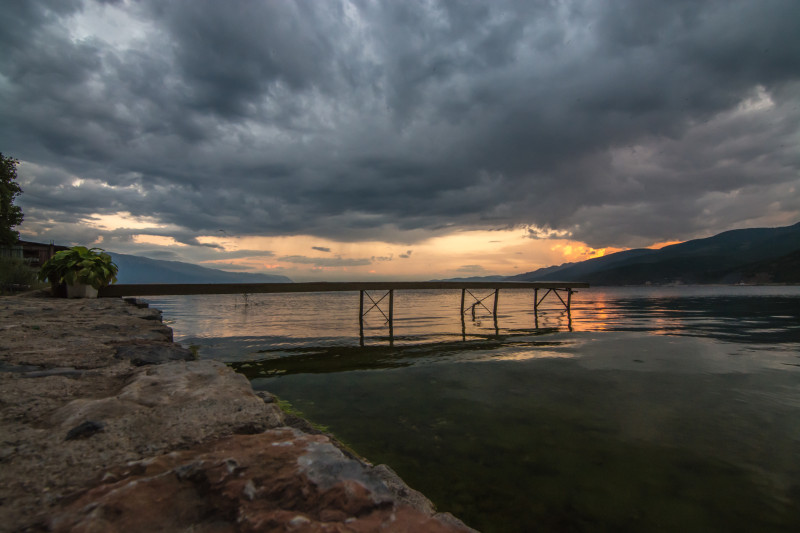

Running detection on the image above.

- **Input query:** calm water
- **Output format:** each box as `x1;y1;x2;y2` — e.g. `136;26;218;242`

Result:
148;286;800;532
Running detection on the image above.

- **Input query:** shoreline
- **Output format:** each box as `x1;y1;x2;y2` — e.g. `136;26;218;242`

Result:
0;292;474;532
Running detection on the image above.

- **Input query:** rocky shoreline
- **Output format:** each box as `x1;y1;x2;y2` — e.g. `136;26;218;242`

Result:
0;293;475;532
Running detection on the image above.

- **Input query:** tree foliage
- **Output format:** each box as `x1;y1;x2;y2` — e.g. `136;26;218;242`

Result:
0;153;24;246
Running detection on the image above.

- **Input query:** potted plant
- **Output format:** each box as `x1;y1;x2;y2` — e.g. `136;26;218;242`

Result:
38;246;119;298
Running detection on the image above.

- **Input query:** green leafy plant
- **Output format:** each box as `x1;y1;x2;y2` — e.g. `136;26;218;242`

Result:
38;246;119;290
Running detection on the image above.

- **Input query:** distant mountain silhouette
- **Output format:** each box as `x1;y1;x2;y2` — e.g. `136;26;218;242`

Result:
738;249;800;284
506;222;800;285
430;275;508;282
110;253;292;284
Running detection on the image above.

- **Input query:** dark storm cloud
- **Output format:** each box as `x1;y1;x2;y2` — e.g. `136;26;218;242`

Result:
145;0;344;118
2;0;799;249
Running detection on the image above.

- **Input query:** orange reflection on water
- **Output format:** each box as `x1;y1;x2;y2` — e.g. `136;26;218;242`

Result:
492;349;577;362
569;289;701;337
569;289;616;332
649;315;686;336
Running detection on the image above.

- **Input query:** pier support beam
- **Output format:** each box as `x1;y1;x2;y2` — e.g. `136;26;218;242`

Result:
461;289;498;320
359;290;365;346
359;290;364;326
388;289;394;344
533;288;576;329
359;289;395;345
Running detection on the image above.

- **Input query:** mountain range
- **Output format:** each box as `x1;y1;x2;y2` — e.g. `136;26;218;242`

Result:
110;253;292;284
505;222;800;285
106;221;798;286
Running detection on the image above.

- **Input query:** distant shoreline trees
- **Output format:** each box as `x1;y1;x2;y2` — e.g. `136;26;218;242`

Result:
0;153;24;246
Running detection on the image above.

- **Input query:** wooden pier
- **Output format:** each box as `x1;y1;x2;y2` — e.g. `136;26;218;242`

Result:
100;281;589;343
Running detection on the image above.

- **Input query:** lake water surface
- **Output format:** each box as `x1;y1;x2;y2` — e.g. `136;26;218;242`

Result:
148;286;800;532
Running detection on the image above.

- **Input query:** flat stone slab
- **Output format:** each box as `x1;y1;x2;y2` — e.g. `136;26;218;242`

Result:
114;343;196;366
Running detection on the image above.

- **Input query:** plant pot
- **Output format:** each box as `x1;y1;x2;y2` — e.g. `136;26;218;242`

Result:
50;282;67;298
66;283;98;299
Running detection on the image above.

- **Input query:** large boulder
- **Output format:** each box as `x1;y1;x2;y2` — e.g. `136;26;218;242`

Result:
52;360;285;450
50;429;473;533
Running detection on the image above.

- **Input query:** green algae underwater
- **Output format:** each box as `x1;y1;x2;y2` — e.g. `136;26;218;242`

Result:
153;286;800;532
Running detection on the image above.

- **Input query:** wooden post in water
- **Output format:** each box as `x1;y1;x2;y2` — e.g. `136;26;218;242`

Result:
460;288;467;340
493;289;500;333
388;289;394;345
359;290;365;345
567;289;573;331
359;290;364;322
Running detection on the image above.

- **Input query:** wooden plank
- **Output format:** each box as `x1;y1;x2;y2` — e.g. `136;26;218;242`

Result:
99;281;589;298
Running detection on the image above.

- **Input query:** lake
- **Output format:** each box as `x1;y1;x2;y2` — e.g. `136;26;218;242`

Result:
148;286;800;532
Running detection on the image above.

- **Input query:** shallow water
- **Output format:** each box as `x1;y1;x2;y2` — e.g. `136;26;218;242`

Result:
149;286;800;532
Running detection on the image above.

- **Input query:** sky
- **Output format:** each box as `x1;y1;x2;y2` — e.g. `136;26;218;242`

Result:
2;0;799;282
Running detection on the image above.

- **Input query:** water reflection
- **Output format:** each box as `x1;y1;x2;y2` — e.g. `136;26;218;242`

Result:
151;286;800;357
151;286;800;533
258;345;800;533
571;288;800;346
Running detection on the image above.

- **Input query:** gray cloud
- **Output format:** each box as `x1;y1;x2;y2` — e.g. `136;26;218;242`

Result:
197;262;271;273
457;265;487;274
278;255;372;267
218;250;276;260
312;246;332;253
2;0;799;251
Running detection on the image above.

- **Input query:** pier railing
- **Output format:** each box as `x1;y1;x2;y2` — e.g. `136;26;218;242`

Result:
100;281;589;343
